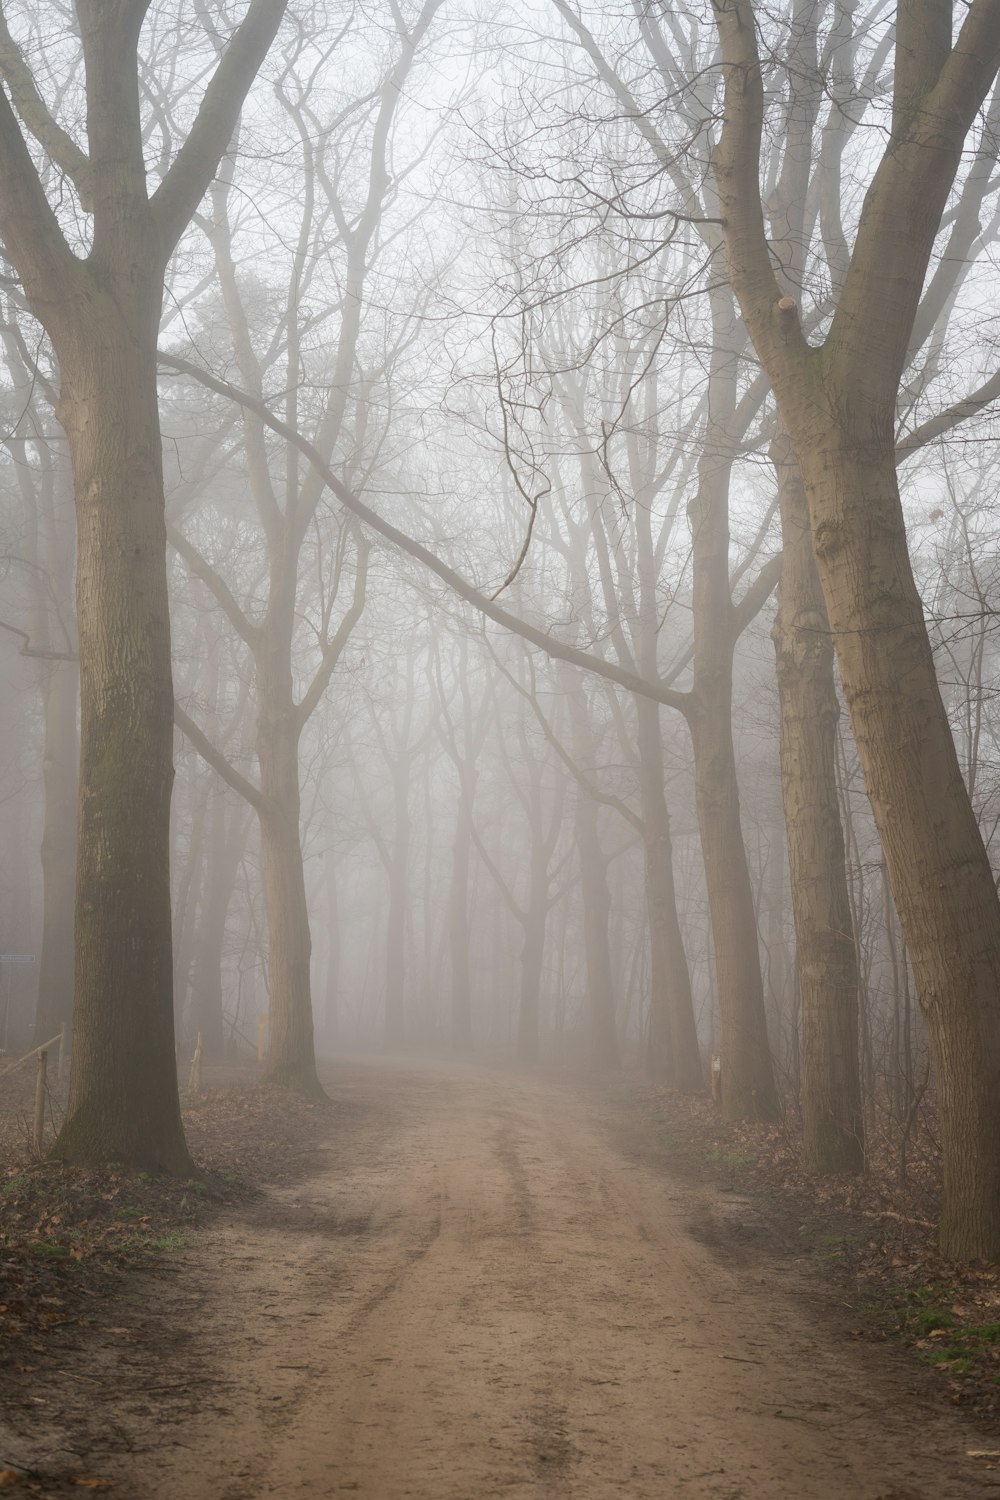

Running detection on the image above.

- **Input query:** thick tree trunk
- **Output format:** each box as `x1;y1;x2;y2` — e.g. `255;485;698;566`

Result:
712;0;1000;1256
798;440;1000;1251
0;0;287;1171
772;443;863;1172
34;659;78;1046
51;338;190;1173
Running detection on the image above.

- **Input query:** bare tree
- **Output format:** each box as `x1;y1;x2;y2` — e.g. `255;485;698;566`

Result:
713;0;1000;1255
0;0;286;1168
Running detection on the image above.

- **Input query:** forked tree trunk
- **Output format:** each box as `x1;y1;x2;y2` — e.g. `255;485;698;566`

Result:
771;441;863;1172
713;0;1000;1254
0;0;286;1170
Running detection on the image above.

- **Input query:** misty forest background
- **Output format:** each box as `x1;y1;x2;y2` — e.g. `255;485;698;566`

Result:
3;0;1000;1260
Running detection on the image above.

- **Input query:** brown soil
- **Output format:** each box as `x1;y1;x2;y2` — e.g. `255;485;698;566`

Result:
4;1056;1000;1498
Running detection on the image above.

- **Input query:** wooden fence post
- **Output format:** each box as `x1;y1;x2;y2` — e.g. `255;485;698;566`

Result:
57;1023;66;1082
34;1048;47;1153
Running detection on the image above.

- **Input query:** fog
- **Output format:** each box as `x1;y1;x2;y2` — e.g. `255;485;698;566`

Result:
3;2;1000;1486
2;0;999;1116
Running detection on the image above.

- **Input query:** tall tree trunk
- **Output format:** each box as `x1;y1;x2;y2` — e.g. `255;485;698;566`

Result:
772;441;863;1172
636;698;702;1088
802;441;1000;1245
576;789;620;1071
564;678;619;1070
448;783;474;1051
34;659;78;1047
687;289;778;1122
384;759;411;1048
688;705;777;1121
713;0;1000;1253
322;854;340;1046
0;0;287;1170
256;684;319;1094
190;799;244;1064
171;772;211;1049
516;899;546;1064
52;332;190;1171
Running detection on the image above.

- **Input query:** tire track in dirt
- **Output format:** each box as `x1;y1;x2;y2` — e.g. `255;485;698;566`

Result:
30;1060;1000;1498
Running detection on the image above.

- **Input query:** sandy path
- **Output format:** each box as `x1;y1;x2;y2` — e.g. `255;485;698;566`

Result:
97;1060;1000;1497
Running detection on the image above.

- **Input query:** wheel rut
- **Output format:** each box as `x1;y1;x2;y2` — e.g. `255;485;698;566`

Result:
25;1059;1000;1499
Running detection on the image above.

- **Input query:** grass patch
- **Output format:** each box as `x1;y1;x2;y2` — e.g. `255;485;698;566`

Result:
707;1145;757;1168
912;1304;957;1336
809;1237;846;1264
886;1285;1000;1379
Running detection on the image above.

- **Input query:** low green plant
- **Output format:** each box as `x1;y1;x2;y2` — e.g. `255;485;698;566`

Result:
912;1305;956;1337
708;1145;757;1168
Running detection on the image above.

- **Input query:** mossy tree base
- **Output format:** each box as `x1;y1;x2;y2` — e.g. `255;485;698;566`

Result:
49;1098;194;1177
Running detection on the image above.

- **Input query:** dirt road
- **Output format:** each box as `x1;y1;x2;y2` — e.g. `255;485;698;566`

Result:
29;1060;1000;1497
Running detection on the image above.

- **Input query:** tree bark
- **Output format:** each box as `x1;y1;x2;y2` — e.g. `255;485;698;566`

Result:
771;440;863;1172
636;696;702;1088
0;0;287;1170
576;789;620;1071
189;798;244;1064
384;757;412;1049
713;0;1000;1253
256;652;321;1095
54;325;189;1170
448;782;474;1051
516;876;547;1065
686;287;778;1122
565;680;620;1071
34;658;78;1046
